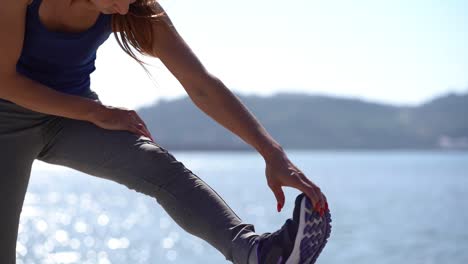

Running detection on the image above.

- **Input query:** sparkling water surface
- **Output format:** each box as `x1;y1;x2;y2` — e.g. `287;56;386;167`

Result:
16;151;468;264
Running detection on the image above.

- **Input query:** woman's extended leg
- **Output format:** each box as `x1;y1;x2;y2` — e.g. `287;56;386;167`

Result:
36;114;259;263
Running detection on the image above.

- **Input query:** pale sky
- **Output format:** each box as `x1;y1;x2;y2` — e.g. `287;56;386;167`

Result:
90;0;468;109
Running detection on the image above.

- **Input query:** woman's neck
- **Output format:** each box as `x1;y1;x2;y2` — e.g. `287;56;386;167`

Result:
70;0;100;12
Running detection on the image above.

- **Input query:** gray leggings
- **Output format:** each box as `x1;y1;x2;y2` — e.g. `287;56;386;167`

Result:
0;91;259;264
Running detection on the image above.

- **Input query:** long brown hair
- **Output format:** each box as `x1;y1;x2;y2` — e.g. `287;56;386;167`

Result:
110;0;165;80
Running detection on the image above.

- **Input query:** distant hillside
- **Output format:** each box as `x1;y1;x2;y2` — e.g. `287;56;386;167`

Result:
136;91;468;150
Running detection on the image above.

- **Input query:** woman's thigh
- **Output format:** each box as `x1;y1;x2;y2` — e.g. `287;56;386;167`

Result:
38;116;187;189
36;117;252;261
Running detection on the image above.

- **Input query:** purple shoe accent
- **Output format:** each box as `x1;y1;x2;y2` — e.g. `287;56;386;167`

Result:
277;256;283;264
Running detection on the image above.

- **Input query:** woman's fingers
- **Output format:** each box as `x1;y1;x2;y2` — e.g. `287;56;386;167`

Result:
128;111;155;141
135;125;153;140
132;112;149;130
126;121;150;139
268;182;285;212
307;187;323;215
136;123;154;140
289;171;326;215
136;120;154;141
299;173;327;212
129;125;145;137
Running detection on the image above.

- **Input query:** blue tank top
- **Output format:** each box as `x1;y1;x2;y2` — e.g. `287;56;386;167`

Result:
1;0;112;103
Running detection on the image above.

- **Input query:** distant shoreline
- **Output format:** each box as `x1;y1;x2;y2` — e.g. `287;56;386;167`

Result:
162;146;468;152
138;91;468;151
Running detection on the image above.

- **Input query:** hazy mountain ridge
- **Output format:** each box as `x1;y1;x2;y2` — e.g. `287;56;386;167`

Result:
137;91;468;150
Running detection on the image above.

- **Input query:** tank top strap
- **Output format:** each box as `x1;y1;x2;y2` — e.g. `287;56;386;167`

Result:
26;0;42;24
27;0;41;10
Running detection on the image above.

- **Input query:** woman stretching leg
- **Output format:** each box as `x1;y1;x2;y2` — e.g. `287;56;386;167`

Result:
0;0;331;263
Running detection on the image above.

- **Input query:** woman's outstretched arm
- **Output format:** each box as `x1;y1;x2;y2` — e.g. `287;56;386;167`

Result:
148;2;328;214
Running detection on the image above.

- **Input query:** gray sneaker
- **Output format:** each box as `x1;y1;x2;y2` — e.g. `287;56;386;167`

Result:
255;193;332;264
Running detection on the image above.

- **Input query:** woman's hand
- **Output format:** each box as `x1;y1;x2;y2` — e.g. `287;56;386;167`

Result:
265;151;328;216
90;104;155;141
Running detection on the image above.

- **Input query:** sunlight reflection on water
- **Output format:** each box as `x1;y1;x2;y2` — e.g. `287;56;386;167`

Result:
15;151;468;263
